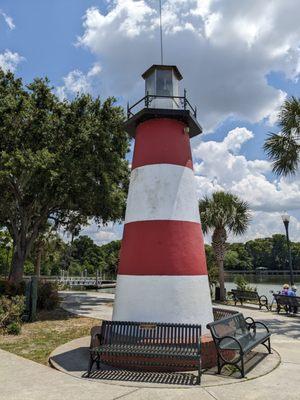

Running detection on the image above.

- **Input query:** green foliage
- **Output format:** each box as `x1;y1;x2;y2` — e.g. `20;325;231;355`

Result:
98;240;121;279
6;321;21;335
264;96;300;176
225;243;253;270
24;260;35;275
63;236;121;278
0;70;130;283
234;275;256;292
27;227;67;277
0;295;25;334
0;230;12;277
37;282;60;310
205;245;218;285
220;234;300;271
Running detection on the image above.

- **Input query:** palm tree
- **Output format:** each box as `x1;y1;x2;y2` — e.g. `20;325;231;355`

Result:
264;96;300;175
199;191;250;301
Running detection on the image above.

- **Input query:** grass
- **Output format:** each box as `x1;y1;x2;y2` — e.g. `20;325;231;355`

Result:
0;307;99;365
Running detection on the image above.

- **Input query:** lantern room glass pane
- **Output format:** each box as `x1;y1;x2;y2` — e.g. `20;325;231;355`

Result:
156;70;173;97
145;72;155;95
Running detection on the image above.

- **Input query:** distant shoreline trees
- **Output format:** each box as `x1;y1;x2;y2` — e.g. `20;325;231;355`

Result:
1;233;299;280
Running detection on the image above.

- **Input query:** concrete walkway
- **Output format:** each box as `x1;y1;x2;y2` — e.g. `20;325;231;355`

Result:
0;291;299;399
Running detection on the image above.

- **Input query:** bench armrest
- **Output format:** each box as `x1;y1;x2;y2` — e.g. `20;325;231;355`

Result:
259;295;268;304
218;335;243;353
247;320;270;334
96;333;103;346
245;317;255;325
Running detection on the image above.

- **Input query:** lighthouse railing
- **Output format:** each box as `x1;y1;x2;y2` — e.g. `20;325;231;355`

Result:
127;92;197;119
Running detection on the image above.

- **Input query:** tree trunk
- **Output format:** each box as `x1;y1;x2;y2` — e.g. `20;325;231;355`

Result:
212;228;227;302
35;242;43;278
218;259;225;301
9;246;26;284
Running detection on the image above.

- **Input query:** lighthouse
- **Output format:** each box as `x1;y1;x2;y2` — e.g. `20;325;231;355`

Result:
113;65;213;332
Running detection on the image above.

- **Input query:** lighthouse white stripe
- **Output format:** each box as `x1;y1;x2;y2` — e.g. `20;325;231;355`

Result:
125;164;200;224
113;275;213;334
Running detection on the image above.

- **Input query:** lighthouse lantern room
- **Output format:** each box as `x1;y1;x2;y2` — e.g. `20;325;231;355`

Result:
143;64;182;109
125;65;201;138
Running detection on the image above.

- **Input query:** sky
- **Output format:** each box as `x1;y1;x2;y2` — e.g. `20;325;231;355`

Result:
1;0;300;245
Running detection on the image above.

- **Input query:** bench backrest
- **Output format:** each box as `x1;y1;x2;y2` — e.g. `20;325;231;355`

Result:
231;289;258;299
207;313;248;339
101;320;201;350
274;294;300;306
213;307;239;321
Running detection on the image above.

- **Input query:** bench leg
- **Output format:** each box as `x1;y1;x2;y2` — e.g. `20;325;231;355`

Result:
263;338;272;354
87;353;95;377
197;356;201;385
240;356;245;378
217;354;222;374
96;353;101;370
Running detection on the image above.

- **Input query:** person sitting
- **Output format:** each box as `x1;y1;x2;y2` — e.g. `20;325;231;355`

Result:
281;284;290;295
288;286;298;314
287;286;296;297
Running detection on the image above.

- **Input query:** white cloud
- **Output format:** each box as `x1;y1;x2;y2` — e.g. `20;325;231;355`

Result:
80;222;122;246
77;0;300;131
194;127;300;212
0;50;23;72
0;10;15;30
56;63;102;100
230;212;300;243
195;127;300;241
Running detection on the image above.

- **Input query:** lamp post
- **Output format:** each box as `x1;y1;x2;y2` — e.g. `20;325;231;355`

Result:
281;211;294;286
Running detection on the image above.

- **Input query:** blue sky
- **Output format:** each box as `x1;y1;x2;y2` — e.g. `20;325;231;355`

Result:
1;0;300;244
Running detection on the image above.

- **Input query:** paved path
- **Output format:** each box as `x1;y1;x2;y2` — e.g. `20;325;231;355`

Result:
60;290;114;320
0;291;299;399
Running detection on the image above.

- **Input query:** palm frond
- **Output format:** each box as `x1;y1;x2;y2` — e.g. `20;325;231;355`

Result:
264;96;300;176
199;191;251;238
264;133;299;176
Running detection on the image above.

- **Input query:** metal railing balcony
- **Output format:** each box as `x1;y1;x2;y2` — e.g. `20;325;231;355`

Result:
127;89;197;120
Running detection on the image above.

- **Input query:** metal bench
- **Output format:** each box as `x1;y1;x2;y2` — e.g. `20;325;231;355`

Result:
273;294;300;314
231;289;269;310
87;320;202;384
207;312;271;378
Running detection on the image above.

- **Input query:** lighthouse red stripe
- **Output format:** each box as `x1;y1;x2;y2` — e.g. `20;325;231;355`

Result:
132;119;193;170
118;220;207;276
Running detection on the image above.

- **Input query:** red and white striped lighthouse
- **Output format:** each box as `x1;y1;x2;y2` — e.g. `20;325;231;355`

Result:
113;65;213;332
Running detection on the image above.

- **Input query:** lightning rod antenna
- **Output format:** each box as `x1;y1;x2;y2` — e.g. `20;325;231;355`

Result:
159;0;164;64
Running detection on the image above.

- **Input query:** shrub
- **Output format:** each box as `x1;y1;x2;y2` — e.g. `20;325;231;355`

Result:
0;280;26;297
0;295;25;334
6;321;22;335
234;275;256;291
37;282;60;310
